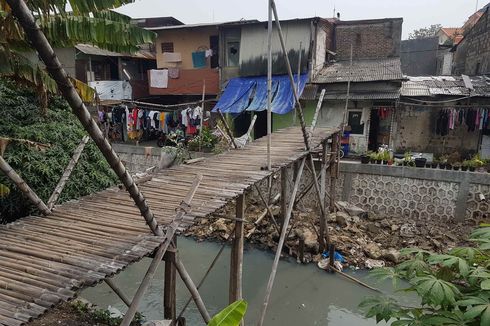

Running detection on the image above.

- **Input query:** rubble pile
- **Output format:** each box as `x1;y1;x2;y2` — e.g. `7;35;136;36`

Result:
184;199;479;268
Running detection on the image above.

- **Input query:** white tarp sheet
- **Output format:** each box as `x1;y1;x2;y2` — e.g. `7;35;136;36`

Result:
89;80;132;100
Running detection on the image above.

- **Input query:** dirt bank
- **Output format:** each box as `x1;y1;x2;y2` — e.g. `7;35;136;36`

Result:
185;196;482;268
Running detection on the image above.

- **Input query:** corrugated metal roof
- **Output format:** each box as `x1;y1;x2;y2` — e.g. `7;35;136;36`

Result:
323;91;400;100
75;44;155;60
312;58;403;83
401;76;490;97
300;84;318;100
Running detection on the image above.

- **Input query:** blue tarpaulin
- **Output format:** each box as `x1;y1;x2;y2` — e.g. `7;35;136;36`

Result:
213;74;308;115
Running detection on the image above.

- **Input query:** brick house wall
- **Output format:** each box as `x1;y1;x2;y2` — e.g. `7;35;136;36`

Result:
453;8;490;75
335;18;403;60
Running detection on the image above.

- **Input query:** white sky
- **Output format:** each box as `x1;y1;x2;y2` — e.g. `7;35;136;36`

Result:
115;0;486;39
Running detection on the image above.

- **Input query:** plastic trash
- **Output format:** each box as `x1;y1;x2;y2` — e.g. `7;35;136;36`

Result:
321;250;345;263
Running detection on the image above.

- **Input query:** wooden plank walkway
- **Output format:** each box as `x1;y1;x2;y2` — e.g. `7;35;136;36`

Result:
0;126;337;326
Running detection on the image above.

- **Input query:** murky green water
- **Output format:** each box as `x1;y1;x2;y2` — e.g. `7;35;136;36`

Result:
83;237;409;325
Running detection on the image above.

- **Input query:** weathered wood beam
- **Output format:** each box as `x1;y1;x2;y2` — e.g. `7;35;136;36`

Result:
309;89;326;134
47;136;89;210
119;175;203;326
0;156;50;215
6;0;161;236
257;157;306;326
164;238;177;322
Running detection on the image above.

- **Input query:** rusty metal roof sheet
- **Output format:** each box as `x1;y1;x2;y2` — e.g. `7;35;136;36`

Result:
401;75;490;97
75;44;155;60
312;58;403;84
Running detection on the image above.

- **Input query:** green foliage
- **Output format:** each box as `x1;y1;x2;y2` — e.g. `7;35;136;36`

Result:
188;127;219;151
72;300;145;325
207;300;248;326
0;78;117;222
360;226;490;326
408;24;442;40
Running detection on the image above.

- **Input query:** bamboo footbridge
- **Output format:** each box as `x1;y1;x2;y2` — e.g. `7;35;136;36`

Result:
0;126;338;326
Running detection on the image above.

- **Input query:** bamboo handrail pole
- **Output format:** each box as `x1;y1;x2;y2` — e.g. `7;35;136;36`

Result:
0;156;50;215
6;0;161;236
267;0;273;170
47;136;89;209
120;174;203;326
175;255;211;323
270;0;328;250
257;157;306;326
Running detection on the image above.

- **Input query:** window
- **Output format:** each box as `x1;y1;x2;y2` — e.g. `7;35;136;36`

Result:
226;41;240;67
161;42;174;53
347;111;364;135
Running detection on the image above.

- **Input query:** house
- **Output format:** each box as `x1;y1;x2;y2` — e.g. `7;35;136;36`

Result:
400;37;439;76
309;18;404;154
146;22;228;102
437;28;464;46
395;76;490;157
453;5;490;75
213;17;335;137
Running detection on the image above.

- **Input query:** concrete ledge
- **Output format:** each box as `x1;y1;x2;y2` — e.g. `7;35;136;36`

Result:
340;161;490;185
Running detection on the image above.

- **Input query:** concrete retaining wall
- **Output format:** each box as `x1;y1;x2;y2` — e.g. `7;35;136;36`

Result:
339;162;490;221
112;144;176;173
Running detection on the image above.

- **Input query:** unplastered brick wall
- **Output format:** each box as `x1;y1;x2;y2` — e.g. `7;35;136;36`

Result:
335;18;403;60
392;106;480;155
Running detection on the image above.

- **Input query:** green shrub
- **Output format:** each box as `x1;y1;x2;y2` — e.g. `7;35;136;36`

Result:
360;226;490;326
0;79;117;222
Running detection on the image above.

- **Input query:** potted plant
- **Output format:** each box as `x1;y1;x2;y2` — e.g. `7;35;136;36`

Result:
431;159;439;168
453;162;461;171
382;151;391;165
376;152;383;164
414;157;427;168
462;160;470;171
360;152;370;164
438;155;448;169
403;151;412;167
369;151;377;164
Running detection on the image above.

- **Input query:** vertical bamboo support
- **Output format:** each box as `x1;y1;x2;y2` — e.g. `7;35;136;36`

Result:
280;167;288;228
330;133;340;213
230;194;245;304
320;141;327;217
164;239;177;322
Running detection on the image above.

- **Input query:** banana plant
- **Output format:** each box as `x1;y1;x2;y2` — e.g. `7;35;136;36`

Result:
0;0;155;110
207;300;248;326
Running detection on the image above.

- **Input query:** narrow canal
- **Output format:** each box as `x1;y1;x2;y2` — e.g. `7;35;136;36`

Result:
83;237;409;325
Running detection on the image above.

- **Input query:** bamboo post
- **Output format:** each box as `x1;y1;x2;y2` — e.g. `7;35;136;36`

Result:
320;141;327;226
47;136;89;209
164;239;177;322
0;156;50;215
257;157;306;326
270;0;328;251
217;109;238;149
230;194;245;304
328;244;335;272
6;0;161;236
119;175;203;326
280;167;288;228
293;42;302;125
267;0;273;170
253;185;281;234
330;133;339;213
104;278;132;307
174;256;211;324
199;80;206;153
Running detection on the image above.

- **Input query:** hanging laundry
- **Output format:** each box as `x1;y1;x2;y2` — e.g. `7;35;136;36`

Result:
435;110;449;136
205;49;213;58
150;69;168;88
192;51;207;68
168;67;180;79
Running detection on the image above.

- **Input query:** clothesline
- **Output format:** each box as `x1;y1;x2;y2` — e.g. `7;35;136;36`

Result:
399;101;490;108
121;99;217;112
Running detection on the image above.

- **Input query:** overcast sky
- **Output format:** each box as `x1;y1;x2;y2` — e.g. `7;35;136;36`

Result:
116;0;485;39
